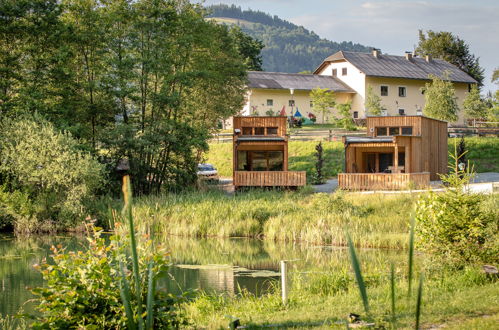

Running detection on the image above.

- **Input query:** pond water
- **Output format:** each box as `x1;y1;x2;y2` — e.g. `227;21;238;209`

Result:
0;233;404;317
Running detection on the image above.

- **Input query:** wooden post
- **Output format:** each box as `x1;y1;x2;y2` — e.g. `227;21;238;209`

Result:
394;145;399;173
281;260;288;305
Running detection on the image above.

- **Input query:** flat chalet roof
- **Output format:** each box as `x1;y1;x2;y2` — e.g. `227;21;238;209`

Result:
247;71;355;93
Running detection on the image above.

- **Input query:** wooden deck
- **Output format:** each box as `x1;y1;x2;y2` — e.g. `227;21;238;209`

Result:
234;171;306;187
338;172;430;190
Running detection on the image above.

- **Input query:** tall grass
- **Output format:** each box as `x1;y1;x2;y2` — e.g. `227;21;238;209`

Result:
107;190;416;249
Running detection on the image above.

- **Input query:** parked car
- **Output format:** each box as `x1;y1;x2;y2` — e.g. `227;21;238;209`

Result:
197;163;219;182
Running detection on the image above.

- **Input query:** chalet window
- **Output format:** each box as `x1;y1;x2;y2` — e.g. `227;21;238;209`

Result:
342;67;347;76
268;151;284;171
380;86;388;96
254;127;265;135
353;111;358;119
251;151;267;171
389;127;400;135
332;69;337;77
398;109;405;115
267;127;278;135
398;86;406;97
266;99;273;106
288;100;295;107
376;127;388;136
238;151;284;171
242;127;252;135
401;127;413;135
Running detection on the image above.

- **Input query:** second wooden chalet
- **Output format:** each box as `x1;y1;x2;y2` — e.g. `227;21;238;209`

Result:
339;116;448;190
233;116;306;189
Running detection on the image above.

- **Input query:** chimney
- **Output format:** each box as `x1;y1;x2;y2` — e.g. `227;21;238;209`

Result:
425;54;432;62
405;51;413;61
372;48;381;58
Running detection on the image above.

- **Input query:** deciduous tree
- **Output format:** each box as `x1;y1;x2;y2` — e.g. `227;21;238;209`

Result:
310;88;336;123
364;86;383;116
416;30;484;86
422;74;459;122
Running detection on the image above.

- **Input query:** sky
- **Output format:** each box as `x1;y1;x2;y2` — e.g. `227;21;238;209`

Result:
202;0;499;94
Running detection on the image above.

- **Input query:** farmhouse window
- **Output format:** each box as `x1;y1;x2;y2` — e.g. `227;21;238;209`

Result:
398;86;406;97
380;86;388;96
342;67;347;76
288;100;295;107
267;99;273;106
332;69;337;77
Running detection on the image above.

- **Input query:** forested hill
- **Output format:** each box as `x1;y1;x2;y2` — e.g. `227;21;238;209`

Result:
206;4;372;73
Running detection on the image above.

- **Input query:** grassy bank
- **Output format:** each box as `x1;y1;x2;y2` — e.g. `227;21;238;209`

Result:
184;265;498;329
121;190;415;249
205;137;499;178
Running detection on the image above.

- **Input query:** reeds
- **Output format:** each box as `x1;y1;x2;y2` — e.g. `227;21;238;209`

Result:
119;175;155;330
346;218;425;329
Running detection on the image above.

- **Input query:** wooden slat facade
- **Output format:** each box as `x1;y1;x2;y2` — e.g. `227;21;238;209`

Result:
338;172;430;190
233;116;306;188
234;171;307;187
342;116;447;190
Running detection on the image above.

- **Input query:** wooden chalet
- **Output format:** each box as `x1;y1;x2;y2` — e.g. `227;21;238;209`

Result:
338;116;447;190
233;116;306;188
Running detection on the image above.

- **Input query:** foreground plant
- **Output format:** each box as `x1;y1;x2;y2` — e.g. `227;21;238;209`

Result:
415;145;499;265
29;176;188;329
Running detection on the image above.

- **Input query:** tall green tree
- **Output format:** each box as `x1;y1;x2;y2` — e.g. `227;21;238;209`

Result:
364;86;383;116
416;30;484;86
335;102;355;130
463;84;487;121
229;27;263;71
310;87;336;123
422;74;459;122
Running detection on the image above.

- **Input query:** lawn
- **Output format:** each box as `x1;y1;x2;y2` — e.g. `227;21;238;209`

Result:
205;137;499;179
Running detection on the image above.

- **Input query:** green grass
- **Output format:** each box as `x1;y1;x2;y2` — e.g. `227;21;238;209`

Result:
114;190;434;249
206;137;499;179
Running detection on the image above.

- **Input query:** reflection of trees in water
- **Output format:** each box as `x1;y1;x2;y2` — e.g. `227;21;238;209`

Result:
0;234;85;316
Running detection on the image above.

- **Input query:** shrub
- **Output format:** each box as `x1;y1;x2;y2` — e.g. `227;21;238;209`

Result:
0;113;105;232
415;149;499;265
29;229;189;329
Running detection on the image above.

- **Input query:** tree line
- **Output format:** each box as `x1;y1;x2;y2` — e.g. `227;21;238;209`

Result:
0;0;257;232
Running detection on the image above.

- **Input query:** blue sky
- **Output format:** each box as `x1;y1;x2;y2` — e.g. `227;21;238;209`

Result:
202;0;499;93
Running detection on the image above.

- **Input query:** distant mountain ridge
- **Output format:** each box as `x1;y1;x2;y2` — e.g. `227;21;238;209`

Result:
206;4;373;73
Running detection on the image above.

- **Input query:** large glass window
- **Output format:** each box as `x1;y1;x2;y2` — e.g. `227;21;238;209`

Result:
237;151;248;170
268;152;284;171
251;152;267;171
242;127;252;135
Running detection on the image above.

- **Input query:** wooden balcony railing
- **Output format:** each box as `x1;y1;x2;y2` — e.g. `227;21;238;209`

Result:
338;172;430;190
234;171;306;187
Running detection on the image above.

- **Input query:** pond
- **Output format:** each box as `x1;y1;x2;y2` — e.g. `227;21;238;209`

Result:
0;233;405;317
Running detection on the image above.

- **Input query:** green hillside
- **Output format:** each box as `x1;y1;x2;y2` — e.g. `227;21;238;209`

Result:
206;4;373;73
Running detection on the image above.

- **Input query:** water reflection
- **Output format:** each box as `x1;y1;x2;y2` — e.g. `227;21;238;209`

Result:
1;234;405;317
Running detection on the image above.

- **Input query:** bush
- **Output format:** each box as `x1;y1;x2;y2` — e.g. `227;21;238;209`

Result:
415;150;499;265
0;113;106;233
29;228;189;329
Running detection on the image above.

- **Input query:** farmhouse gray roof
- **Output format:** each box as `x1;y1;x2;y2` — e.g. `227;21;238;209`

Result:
315;51;477;84
247;71;355;92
